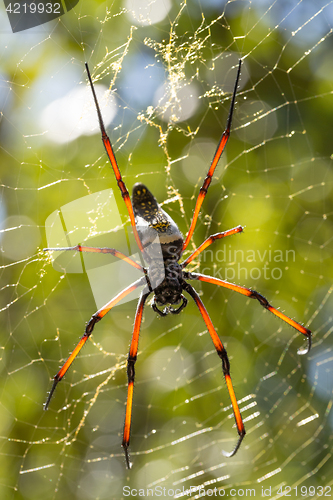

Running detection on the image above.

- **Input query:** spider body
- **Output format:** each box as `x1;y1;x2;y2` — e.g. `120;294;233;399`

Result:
44;59;311;469
132;182;186;315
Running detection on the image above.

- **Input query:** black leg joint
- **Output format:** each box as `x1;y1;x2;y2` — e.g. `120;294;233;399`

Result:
217;347;230;376
127;355;137;383
250;290;270;309
85;314;101;335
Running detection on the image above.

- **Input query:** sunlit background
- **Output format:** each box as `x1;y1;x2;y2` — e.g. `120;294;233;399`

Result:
0;1;332;498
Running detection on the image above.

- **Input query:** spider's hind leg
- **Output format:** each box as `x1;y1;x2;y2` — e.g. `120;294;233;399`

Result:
85;62;144;253
182;59;242;252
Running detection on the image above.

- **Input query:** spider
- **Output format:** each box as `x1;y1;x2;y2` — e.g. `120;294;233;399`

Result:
44;59;311;469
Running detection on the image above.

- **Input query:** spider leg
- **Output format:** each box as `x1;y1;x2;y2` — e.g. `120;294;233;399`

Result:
85;63;144;253
182;226;243;268
182;59;242;252
183;282;245;457
44;276;147;410
44;245;144;271
122;290;150;469
188;272;311;355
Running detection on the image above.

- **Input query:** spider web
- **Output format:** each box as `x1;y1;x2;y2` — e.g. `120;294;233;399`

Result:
1;1;333;498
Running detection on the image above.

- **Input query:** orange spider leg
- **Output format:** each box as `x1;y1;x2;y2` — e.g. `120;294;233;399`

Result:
44;276;147;410
44;244;144;271
122;291;150;469
189;272;312;355
184;282;245;457
182;225;243;268
182;59;242;252
85;63;144;253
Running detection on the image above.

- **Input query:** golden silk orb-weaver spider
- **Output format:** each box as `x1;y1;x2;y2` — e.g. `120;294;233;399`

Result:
44;59;311;469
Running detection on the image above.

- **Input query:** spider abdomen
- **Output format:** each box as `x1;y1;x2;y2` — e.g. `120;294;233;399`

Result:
132;183;184;262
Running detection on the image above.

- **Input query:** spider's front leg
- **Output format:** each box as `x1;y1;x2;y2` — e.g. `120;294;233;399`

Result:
122;290;150;469
44;276;146;410
184;282;246;457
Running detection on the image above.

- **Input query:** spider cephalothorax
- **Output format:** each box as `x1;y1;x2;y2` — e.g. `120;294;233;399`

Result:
44;59;311;469
150;260;187;316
